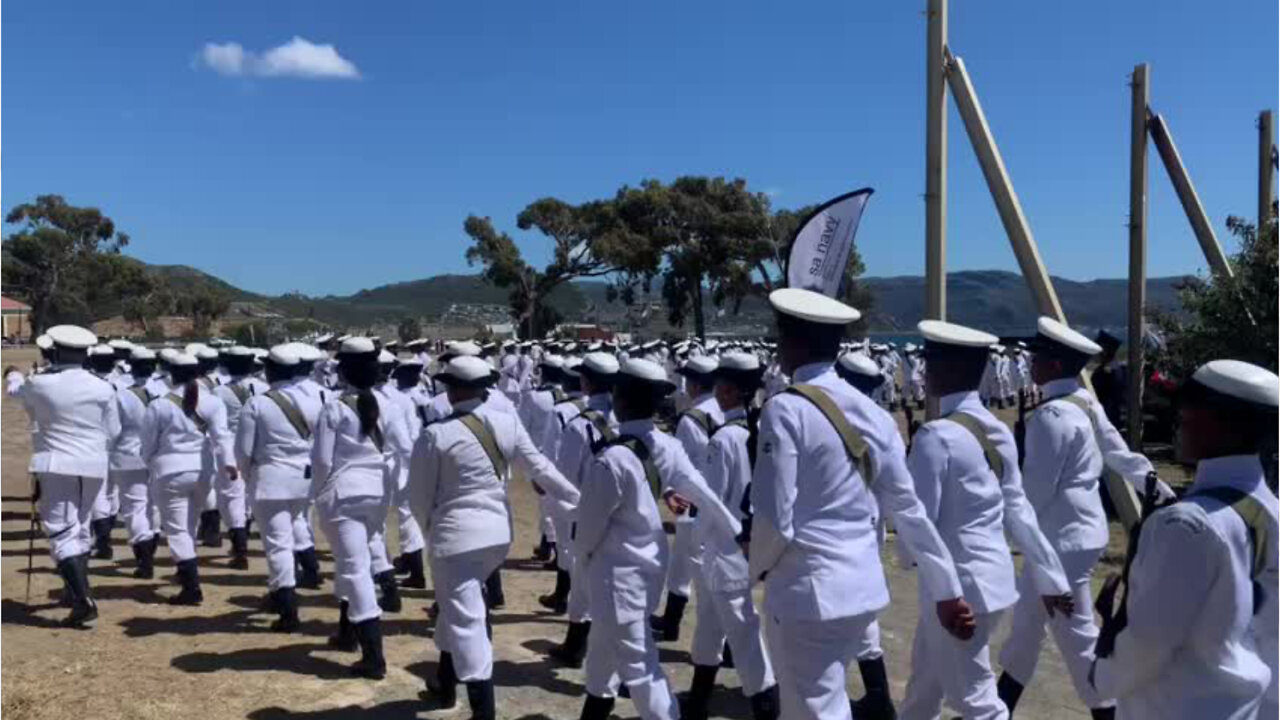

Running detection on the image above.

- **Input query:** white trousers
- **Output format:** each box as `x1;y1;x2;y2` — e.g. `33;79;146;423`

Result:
689;570;775;696
90;473;120;520
765;611;875;720
216;472;247;529
539;496;558;542
554;515;574;571
900;608;1008;720
664;521;698;598
432;545;508;682
584;571;679;719
254;498;310;590
999;547;1114;710
568;551;593;622
318;493;386;623
393;485;425;555
158;471;210;562
293;503;315;551
38;473;103;562
854;618;883;662
113;469;155;545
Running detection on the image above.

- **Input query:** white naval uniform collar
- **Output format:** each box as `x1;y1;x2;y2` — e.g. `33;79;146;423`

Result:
586;392;611;411
50;363;83;373
692;392;715;408
269;380;291;391
938;390;982;416
452;397;484;414
792;361;834;384
1041;377;1082;399
722;406;747;421
1191;455;1266;495
617;418;656;436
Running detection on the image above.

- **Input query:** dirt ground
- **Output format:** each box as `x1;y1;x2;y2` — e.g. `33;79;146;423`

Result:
1;346;1190;719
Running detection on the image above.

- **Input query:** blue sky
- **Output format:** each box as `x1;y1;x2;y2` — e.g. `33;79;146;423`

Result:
4;2;1276;297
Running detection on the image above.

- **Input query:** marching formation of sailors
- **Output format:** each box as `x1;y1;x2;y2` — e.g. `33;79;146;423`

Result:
6;304;1277;720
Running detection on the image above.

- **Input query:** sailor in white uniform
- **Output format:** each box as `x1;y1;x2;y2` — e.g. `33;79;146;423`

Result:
207;346;267;563
1090;359;1278;720
85;344;126;559
520;354;568;565
112;347;162;579
376;352;430;591
683;352;779;720
21;325;120;628
412;356;580;719
651;355;724;643
898;321;1071;720
309;337;413;679
749;289;975;720
998;317;1173;718
140;352;236;605
537;357;588;615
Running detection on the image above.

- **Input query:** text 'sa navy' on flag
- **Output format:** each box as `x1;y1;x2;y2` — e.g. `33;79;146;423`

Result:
784;188;873;298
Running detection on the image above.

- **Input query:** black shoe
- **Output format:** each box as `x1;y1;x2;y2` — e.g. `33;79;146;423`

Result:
426;601;440;624
57;554;98;629
244;515;255;538
650;591;688;642
392;552;410;576
328;600;358;651
465;680;496;720
549;621;590;668
170;559;203;605
532;534;552;561
720;641;735;669
851;656;897;720
399;549;426;589
270;587;300;633
1091;709;1116;720
424;651;458;709
295;547;322;589
997;671;1024;716
538;569;570;615
680;664;719;720
578;694;616;720
228;527;249;570
351;618;386;680
131;536;157;579
198;510;223;548
91;518;114;560
484;569;505;610
376;570;402;613
542;543;559;571
751;685;780;720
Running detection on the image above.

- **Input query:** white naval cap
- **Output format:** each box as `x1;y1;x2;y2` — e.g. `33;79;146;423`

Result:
563;358;583;377
224;345;255;357
377;350;397;365
677;355;719;378
195;347;220;361
918;320;998;349
130;347;156;361
184;343;210;356
717;351;762;373
642;339;662;350
108;338;134;350
338;337;377;355
35;334;54;350
1036;316;1101;357
267;344;301;366
170;352;199;367
89;344;115;356
1188;360;1279;411
284;342;324;363
769;288;861;325
444;340;482;358
838;352;882;377
251;348;269;359
46;325;98;349
434;355;496;387
539;354;565;369
618;358;676;395
158;347;181;363
581;352;620;376
314;333;334;344
395;353;425;368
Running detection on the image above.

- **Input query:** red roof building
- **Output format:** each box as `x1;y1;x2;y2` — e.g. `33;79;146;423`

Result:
2;296;32;340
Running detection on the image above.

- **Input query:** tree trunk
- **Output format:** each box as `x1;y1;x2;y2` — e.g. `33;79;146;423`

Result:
691;272;706;342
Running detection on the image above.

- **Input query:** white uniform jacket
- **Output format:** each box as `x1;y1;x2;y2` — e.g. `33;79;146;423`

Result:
213;376;270;438
555;393;616;490
22;365;120;479
110;381;152;472
139;388;234;479
675;393;724;526
309;391;412;502
698;408;753;594
906;391;1068;613
749;362;963;621
518;384;560;453
1093;455;1278;720
235;380;322;501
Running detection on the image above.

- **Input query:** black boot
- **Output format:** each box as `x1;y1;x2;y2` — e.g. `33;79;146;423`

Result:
549;620;590;668
681;664;719;720
295;547;322;589
170;558;203;605
579;694;616;720
198;510;222;548
91;518;114;560
465;680;496;720
399;549;426;589
424;652;458;710
538;569;570;614
328;600;358;651
376;570;402;613
533;534;552;561
393;552;410;576
484;569;505;609
750;685;780;720
351;617;386;679
542;542;559;570
720;641;735;668
228;527;249;570
649;591;689;642
997;672;1024;716
131;536;157;579
57;554;98;628
851;656;897;719
1090;709;1116;720
271;587;300;633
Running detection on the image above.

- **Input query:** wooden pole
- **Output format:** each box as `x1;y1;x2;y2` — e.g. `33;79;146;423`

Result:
943;50;1066;320
1260;110;1275;233
1148;113;1234;278
1126;64;1149;448
924;0;947;420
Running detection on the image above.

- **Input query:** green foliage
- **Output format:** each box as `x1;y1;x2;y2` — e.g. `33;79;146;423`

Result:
1153;215;1278;378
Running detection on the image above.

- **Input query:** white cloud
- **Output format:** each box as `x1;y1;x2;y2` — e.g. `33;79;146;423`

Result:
198;37;360;80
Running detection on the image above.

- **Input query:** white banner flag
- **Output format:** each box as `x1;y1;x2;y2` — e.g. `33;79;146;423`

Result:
785;188;873;298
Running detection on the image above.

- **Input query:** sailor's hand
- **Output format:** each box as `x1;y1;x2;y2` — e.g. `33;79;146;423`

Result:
1153;480;1176;504
225;466;239;481
531;481;546;496
936;597;977;640
1043;593;1075;618
663;491;691;515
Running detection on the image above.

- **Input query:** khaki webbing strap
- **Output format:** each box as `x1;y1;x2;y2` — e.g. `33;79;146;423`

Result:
680;408;716;437
229;384;251;405
340;394;384;452
166;394;208;434
942;412;1005;479
549;387;566;405
128;386;151;406
609;435;663;501
578;409;617;447
199;376;216;390
457;413;508;480
713;417;749;437
783;384;874;486
1193;486;1273;582
266;390;311;440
